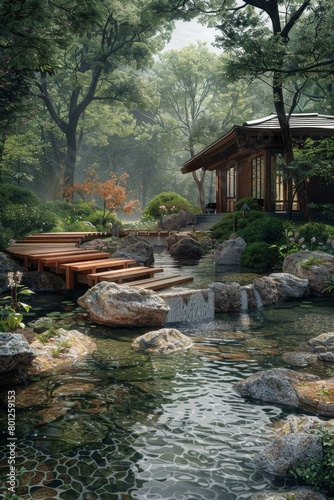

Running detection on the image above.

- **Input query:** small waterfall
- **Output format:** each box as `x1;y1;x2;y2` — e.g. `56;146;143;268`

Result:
161;288;215;324
240;288;248;311
253;288;263;308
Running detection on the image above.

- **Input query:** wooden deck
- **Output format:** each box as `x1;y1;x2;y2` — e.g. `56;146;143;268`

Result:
6;234;193;291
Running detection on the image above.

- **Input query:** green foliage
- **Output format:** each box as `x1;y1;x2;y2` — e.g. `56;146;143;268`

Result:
240;242;279;271
0;183;40;207
143;192;200;218
299;222;334;250
235;196;263;211
47;200;120;232
299;256;323;269
0;272;34;332
240;216;284;244
0;184;56;248
323;273;334;295
210;210;265;243
290;427;334;494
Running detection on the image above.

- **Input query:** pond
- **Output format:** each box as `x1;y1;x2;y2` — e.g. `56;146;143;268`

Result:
0;251;333;499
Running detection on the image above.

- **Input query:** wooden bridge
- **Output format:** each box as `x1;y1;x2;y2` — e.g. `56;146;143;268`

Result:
6;232;193;291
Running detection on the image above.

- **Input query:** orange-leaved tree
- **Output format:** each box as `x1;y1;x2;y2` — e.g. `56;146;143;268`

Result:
64;170;138;228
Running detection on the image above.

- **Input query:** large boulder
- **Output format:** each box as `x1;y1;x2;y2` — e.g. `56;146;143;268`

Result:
77;282;170;327
283;250;334;295
208;282;242;313
214;235;246;265
253;276;280;306
0;332;36;374
160;210;197;232
254;432;323;477
168;235;203;259
233;368;334;417
27;328;96;375
20;270;66;292
270;272;310;300
113;234;154;266
252;416;332;499
166;231;197;251
132;328;193;354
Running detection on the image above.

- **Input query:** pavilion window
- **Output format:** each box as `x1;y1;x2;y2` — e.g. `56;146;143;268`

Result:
251;156;264;201
226;165;236;211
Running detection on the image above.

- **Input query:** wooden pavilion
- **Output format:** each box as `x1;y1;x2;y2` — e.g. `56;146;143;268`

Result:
181;113;334;214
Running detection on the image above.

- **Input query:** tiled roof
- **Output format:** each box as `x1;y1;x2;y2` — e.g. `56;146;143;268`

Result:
243;113;334;129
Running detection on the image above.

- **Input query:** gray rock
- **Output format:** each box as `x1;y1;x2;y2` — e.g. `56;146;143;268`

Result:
286;332;334;366
208;282;242;313
282;351;319;367
113;234;154;266
233;368;319;408
168;235;203;259
253;432;323;476
77;282;170;327
214;236;246;265
270;272;310;299
283;250;334;295
132;328;192;354
0;333;36;374
160;210;197;232
20;271;66;292
253;276;280;306
166;231;198;251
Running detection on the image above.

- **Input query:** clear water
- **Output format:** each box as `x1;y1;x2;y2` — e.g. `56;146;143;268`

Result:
0;252;333;499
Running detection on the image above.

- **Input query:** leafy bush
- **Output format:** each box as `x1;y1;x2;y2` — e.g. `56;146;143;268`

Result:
240;242;280;270
210;210;266;243
0;183;41;208
47;200;120;232
235;196;263;211
143;192;200;218
290;427;334;495
240;216;285;244
299;222;334;247
0;184;56;249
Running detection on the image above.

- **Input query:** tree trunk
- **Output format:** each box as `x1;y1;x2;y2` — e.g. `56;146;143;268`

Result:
63;126;77;198
192;170;206;213
272;77;312;221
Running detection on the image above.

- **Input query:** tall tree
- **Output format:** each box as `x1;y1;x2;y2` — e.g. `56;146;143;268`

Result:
155;42;254;211
172;0;334;219
0;0;99;126
31;0;179;197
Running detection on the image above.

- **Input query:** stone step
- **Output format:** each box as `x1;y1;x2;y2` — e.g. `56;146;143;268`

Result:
181;213;225;232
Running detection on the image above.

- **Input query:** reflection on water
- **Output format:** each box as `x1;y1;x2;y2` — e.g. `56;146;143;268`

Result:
0;252;333;499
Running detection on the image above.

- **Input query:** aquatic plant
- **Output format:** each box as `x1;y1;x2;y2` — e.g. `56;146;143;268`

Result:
0;272;34;331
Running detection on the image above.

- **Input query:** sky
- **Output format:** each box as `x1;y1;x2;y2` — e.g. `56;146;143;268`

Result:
164;19;222;54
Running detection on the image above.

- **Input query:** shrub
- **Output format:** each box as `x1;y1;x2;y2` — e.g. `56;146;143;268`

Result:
240;242;280;270
290;427;334;495
143;192;200;218
235;196;263;211
0;184;56;248
0;183;41;208
299;222;334;247
210;210;266;243
239;216;285;244
47;201;120;232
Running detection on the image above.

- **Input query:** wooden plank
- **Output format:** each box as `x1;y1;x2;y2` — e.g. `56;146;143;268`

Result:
129;275;194;290
38;252;111;272
60;258;137;288
11;247;103;267
125;274;182;286
87;266;164;287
